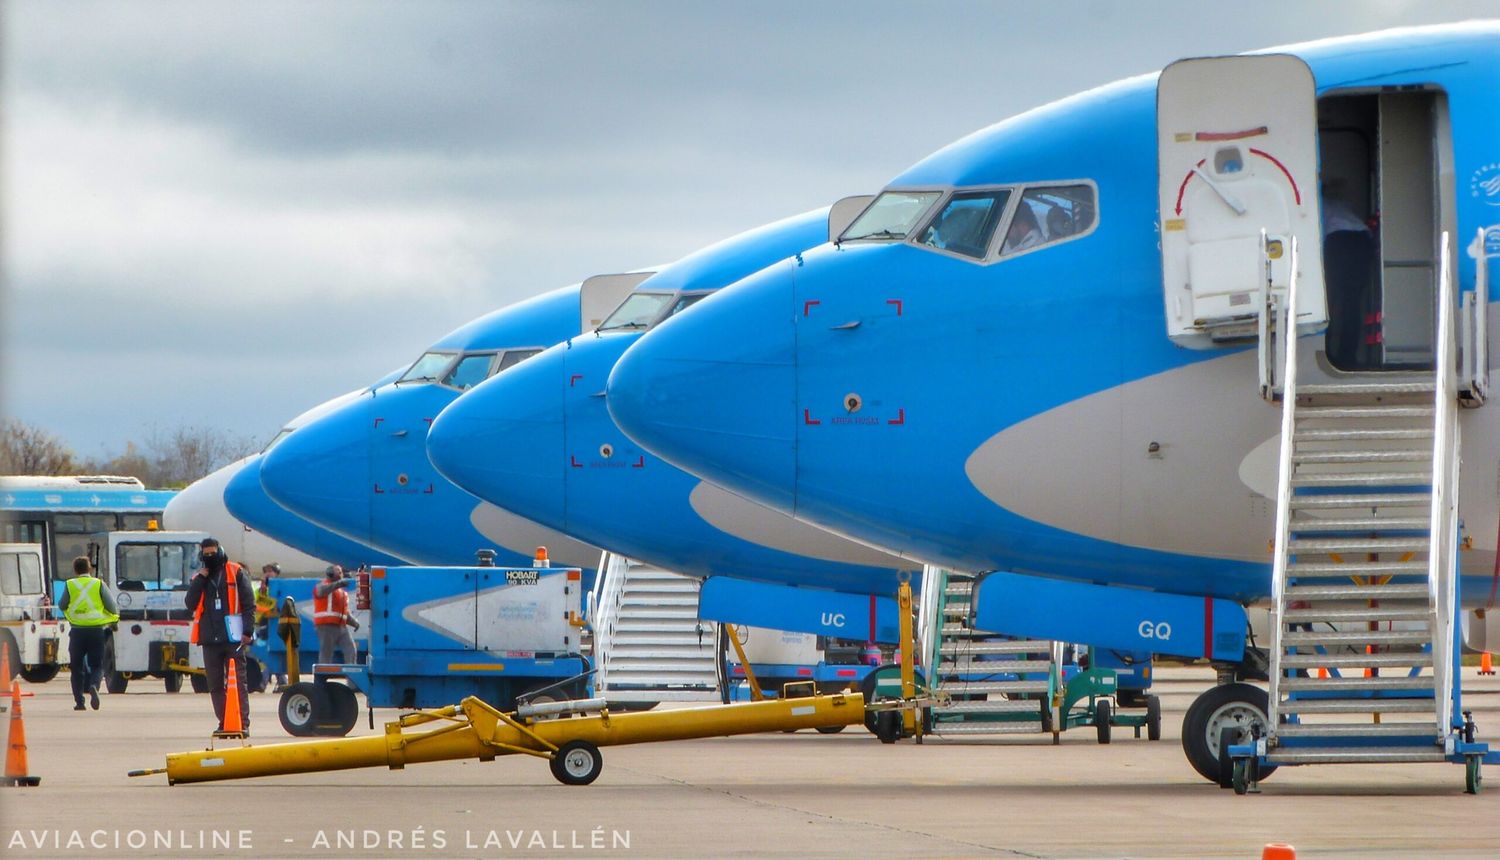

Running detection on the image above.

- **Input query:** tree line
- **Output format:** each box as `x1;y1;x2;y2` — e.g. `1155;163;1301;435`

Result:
0;418;261;489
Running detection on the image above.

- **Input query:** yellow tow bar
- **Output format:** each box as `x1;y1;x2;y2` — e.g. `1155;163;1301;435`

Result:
132;691;864;786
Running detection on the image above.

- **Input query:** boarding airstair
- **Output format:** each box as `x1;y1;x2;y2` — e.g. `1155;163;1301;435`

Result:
1247;235;1490;788
918;567;1056;735
589;552;721;704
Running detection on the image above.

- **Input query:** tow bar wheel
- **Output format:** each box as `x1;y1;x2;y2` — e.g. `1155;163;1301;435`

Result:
550;740;603;786
278;683;318;737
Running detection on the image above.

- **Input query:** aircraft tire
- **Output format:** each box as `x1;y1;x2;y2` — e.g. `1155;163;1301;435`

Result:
1180;682;1277;784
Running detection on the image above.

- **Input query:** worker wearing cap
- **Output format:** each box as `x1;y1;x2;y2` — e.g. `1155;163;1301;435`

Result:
185;538;254;734
60;556;118;711
313;564;358;665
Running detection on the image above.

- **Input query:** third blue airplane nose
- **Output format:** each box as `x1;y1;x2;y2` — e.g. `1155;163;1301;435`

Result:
428;347;567;528
607;262;798;511
259;397;376;543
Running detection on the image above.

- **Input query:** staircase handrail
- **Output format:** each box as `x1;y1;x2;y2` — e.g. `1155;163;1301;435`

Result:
591;552;629;689
1430;233;1459;736
1265;236;1300;738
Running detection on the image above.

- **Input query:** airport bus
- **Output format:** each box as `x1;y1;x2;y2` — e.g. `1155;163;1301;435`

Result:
0;475;177;596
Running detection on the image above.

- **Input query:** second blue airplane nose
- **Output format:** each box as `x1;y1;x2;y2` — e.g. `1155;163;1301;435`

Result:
428;347;568;529
260;397;376;544
607;262;798;512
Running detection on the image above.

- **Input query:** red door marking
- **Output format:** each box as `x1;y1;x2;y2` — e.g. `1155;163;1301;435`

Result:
803;300;821;317
887;409;905;426
373;418;384;429
803;409;821;425
1248;148;1301;204
632;456;645;468
569;374;583;387
372;484;384;494
569;456;583;468
886;299;903;316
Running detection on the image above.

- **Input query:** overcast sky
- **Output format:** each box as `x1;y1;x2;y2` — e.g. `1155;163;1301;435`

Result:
3;1;1494;458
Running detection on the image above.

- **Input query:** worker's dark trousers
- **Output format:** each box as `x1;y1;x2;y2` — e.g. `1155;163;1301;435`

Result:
68;625;109;705
202;643;250;731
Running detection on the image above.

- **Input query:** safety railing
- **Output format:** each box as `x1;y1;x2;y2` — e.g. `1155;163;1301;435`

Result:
1264;236;1300;738
1429;234;1460;737
1459;226;1491;405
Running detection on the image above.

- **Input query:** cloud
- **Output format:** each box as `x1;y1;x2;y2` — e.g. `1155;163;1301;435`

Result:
4;0;1495;453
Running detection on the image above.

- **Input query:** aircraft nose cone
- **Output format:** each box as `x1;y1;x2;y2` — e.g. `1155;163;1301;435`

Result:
608;262;797;510
429;347;567;529
260;397;375;542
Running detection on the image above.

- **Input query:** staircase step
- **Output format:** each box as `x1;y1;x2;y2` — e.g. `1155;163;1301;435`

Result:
939;640;1052;656
1288;536;1430;554
927;721;1045;736
930;699;1042;716
1286;560;1429;578
620;595;700;607
604;649;718;661
937;680;1049;695
1297;405;1435;420
1288;492;1431;510
944;584;975;597
1292;427;1435;442
1278;698;1437;715
1279;675;1434;693
939;658;1053;674
1288;516;1431;533
1264;747;1447;765
1298;381;1436;396
1280;652;1434;670
1283;629;1432;647
1292;450;1432;465
1290;471;1430;488
1275;722;1442;738
1282;606;1431;623
1283;583;1431;600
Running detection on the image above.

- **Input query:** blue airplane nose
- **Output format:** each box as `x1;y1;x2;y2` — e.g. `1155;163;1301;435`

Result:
260;396;376;544
428;347;567;528
608;262;797;511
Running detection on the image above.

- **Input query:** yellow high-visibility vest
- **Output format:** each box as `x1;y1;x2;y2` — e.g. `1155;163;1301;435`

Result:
64;577;119;627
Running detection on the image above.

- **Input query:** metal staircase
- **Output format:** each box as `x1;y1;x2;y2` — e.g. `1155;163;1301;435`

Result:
1261;237;1464;766
590;553;721;704
919;566;1056;736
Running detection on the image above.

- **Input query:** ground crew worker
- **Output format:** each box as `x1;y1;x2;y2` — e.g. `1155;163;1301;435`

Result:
254;563;279;641
313;564;358;665
60;556;118;711
185;537;254;734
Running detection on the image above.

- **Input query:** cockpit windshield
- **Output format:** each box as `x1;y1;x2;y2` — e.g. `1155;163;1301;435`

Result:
598;292;675;332
442;354;495;391
840;191;942;242
398;351;456;384
917;190;1011;258
664;293;707;320
261;428;292;454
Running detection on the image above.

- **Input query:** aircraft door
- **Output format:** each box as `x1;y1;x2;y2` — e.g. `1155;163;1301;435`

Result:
1157;55;1325;348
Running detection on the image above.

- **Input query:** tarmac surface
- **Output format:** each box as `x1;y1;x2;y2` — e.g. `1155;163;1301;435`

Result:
3;666;1498;859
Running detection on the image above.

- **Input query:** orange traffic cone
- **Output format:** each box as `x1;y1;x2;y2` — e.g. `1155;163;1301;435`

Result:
3;679;39;786
1481;652;1495;676
219;658;245;737
1262;844;1296;860
0;641;11;713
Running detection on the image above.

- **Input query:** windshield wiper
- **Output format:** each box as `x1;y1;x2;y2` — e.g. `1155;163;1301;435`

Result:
394;375;438;386
843;229;906;241
598;321;649;332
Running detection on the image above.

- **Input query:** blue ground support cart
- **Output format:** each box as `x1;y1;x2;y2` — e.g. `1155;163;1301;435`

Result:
269;564;590;737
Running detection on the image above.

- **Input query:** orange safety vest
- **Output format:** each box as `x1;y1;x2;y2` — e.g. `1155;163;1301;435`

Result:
190;561;242;645
313;584;347;626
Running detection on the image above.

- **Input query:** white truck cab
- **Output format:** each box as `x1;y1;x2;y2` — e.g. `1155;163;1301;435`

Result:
98;528;208;693
0;542;67;683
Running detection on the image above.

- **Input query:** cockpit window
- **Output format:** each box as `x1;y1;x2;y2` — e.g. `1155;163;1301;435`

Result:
840;191;942;241
442;354;495;391
399;351;456;384
917;190;1011;259
664;293;707;319
1001;184;1097;256
261;428;292;454
598;292;674;332
496;349;542;373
